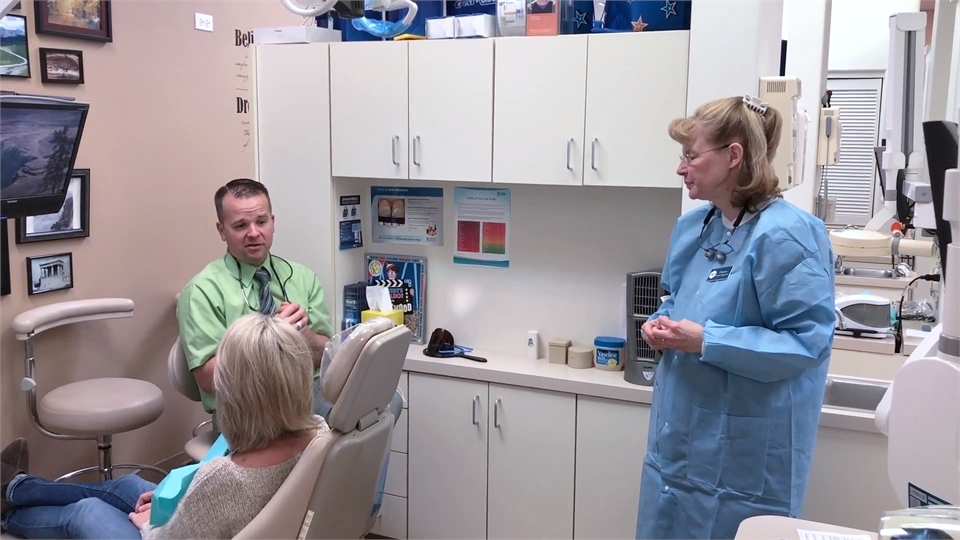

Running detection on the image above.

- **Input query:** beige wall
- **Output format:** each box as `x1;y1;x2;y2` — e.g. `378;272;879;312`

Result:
1;1;302;478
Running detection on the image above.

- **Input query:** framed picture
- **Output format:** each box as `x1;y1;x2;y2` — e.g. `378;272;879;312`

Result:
39;47;84;84
16;169;90;244
34;0;112;43
26;252;74;295
365;253;427;345
0;14;31;78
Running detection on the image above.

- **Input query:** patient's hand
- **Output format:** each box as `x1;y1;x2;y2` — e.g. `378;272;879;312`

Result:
135;490;153;513
129;507;151;529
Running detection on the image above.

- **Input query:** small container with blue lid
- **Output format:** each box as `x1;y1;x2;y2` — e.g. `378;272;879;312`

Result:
593;336;626;371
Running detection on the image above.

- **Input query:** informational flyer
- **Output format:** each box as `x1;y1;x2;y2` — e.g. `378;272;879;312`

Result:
371;186;444;247
453;187;510;268
338;195;363;250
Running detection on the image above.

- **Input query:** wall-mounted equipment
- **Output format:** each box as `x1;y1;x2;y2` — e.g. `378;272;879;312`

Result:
759;76;808;193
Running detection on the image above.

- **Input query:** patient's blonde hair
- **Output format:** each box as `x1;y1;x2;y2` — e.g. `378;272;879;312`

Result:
668;96;783;212
214;313;316;453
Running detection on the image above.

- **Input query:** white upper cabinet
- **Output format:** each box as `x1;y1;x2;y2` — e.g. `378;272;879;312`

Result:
583;32;690;188
330;41;409;180
409;39;495;183
492;36;589;186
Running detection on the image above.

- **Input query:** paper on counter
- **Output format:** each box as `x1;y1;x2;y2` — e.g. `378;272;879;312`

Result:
797;529;872;540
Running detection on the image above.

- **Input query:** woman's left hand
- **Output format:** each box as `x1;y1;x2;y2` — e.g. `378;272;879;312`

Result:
129;508;151;529
647;319;704;354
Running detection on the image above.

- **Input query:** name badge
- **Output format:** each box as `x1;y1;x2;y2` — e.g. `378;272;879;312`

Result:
707;266;733;282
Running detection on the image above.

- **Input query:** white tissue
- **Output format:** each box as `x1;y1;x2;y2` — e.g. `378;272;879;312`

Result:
366;285;394;312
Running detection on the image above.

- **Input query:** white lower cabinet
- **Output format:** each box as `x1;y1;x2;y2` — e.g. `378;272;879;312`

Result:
407;373;577;539
573;395;650;539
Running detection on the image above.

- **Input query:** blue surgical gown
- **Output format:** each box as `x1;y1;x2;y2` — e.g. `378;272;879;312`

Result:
636;199;836;540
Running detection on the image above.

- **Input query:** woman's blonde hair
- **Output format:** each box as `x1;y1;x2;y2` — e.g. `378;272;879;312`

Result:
668;96;783;212
213;313;316;453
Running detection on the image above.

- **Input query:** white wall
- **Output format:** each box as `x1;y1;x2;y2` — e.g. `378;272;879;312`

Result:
828;0;921;73
333;178;680;357
781;0;832;214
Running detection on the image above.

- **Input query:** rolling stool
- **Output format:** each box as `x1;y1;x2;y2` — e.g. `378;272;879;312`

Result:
12;298;168;482
166;336;218;462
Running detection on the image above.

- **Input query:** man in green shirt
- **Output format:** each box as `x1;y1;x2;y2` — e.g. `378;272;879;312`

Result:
177;178;403;516
177;177;404;415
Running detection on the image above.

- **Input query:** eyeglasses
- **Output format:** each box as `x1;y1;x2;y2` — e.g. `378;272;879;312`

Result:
679;143;731;165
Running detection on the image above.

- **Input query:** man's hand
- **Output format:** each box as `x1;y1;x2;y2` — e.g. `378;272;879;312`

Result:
641;316;671;351
129;507;151;529
647;318;705;354
135;490;153;513
277;301;308;332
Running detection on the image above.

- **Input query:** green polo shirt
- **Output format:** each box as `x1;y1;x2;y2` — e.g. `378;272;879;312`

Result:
176;253;334;412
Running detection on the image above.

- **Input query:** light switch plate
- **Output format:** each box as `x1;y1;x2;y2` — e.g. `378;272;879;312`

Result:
194;12;213;32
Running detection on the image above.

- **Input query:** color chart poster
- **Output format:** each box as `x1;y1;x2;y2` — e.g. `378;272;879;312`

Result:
453;187;510;269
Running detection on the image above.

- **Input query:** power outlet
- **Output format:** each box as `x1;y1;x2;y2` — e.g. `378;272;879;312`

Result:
194;12;213;32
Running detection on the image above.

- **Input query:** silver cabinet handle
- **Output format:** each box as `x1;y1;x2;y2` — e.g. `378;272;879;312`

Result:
413;135;421;166
472;395;480;426
494;398;502;428
391;135;400;166
566;138;574;170
591;138;598;170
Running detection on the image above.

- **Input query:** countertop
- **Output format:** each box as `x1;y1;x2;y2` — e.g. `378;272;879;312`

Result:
402;345;882;434
736;515;876;540
835;273;913;290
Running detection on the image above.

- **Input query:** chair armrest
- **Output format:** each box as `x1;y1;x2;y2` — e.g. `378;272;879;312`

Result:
12;298;135;339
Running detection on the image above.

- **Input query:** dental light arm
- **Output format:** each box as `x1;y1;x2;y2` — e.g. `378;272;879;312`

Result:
873;105;960;509
281;0;340;17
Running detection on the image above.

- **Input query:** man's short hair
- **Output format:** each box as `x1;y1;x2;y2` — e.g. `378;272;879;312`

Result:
214;178;272;222
213;313;317;453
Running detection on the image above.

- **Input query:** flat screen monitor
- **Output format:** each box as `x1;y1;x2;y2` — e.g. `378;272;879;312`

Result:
1;94;89;219
922;120;958;276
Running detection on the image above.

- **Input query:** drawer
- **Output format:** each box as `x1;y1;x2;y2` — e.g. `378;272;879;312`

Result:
399;371;408;409
385;451;407;497
390;408;407;454
372;493;407;539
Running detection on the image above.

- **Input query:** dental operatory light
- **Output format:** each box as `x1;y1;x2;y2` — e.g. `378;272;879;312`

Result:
281;0;341;17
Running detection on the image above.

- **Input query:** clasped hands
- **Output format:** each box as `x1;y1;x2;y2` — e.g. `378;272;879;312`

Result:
128;490;153;529
277;301;309;333
641;316;704;354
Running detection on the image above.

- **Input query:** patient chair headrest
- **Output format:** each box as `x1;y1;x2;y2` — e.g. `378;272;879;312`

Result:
321;318;410;433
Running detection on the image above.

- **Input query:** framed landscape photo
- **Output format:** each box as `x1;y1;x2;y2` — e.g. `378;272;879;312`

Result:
39;47;84;84
17;169;91;244
34;0;112;42
0;14;31;78
26;252;74;295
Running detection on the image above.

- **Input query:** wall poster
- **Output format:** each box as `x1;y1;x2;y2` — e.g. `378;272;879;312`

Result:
371;186;443;247
365;253;427;345
453;187;510;268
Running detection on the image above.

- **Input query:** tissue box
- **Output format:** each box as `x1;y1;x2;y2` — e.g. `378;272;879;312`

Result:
361;309;404;327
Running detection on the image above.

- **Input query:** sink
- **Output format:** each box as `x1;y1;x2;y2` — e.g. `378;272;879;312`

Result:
822;377;890;412
840;267;896;279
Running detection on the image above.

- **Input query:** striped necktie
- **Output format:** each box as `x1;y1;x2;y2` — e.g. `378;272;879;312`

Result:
252;267;277;315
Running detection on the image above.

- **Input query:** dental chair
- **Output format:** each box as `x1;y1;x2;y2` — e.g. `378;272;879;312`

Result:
166;336;219;462
11;298;168;481
235;317;411;539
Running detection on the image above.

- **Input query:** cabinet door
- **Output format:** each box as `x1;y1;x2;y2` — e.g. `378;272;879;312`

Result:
409;40;494;183
574;396;650;539
583;32;689;188
492;36;588;186
330;41;409;179
488;383;576;539
408;374;488;539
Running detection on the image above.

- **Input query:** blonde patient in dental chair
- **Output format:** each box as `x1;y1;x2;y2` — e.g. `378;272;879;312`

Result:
0;313;328;539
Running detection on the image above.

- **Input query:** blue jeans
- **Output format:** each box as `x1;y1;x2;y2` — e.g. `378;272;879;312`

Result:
312;377;404;517
2;473;157;539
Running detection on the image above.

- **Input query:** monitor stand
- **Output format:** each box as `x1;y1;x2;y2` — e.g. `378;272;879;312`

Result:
1;218;10;296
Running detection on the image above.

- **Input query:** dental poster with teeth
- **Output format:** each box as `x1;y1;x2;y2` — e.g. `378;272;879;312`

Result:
370;186;444;247
365;253;427;344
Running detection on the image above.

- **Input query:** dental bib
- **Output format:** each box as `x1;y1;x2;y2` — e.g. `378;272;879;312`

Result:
148;434;231;527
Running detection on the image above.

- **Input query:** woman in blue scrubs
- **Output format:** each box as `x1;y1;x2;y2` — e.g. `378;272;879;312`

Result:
636;95;836;540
